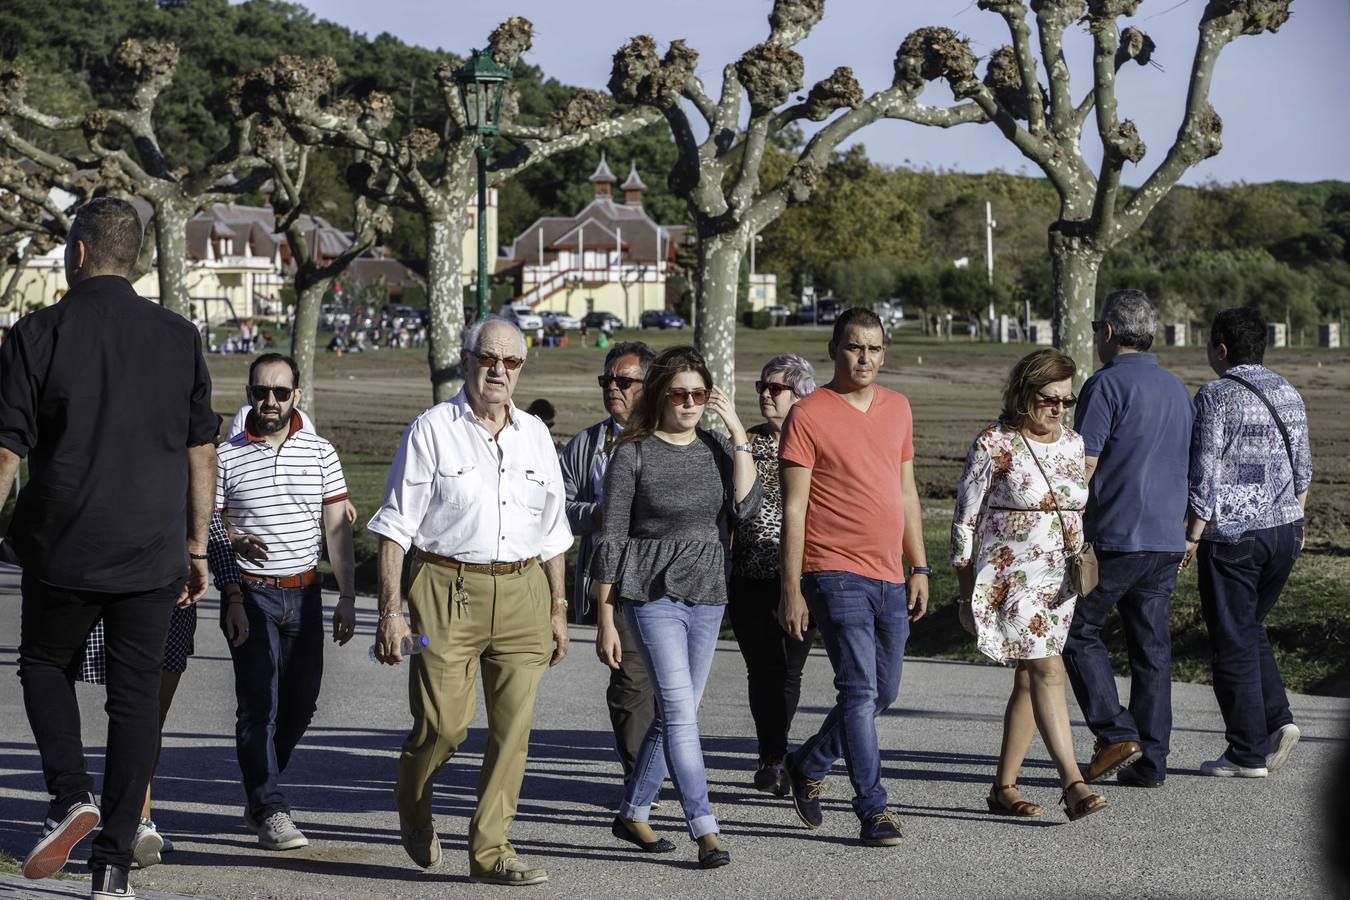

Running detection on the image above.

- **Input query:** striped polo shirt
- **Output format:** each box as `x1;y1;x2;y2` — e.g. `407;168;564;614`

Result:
216;410;349;576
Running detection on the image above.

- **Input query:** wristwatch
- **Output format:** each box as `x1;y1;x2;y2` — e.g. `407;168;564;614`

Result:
910;565;933;576
551;597;569;609
732;442;754;453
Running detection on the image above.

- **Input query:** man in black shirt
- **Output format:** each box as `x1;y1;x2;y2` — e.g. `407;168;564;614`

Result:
0;198;219;899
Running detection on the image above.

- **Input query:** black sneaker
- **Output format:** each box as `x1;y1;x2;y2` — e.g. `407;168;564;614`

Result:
753;760;789;797
859;809;904;847
1116;766;1165;789
786;758;825;829
22;791;100;880
91;864;134;899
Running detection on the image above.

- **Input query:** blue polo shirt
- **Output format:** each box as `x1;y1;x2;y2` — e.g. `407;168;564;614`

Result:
1076;352;1193;552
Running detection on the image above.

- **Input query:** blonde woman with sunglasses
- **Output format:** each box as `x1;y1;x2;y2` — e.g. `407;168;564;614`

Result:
592;345;761;869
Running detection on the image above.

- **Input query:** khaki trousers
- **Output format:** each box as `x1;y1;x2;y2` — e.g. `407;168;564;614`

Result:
395;558;551;876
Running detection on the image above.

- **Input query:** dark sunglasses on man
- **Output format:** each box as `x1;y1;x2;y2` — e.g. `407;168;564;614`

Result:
474;353;525;371
598;375;644;390
249;385;293;403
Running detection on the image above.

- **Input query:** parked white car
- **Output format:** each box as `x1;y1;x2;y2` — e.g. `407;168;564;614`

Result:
541;311;581;330
501;302;543;331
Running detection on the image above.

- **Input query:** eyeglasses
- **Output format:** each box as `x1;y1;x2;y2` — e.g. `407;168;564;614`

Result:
249;385;293;403
598;375;644;390
1035;393;1077;409
473;353;525;371
755;380;791;398
666;387;709;406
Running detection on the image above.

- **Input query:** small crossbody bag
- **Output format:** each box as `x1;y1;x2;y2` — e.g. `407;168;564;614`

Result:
1018;432;1099;596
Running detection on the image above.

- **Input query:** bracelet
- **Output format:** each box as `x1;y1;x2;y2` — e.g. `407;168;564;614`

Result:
551;598;569;609
188;552;208;560
910;565;933;576
378;610;406;621
732;442;754;453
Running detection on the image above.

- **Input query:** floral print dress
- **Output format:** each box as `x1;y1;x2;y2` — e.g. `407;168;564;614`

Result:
950;422;1088;663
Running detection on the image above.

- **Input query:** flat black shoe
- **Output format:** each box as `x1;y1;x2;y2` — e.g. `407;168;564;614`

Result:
698;847;731;869
1117;766;1165;788
611;817;676;853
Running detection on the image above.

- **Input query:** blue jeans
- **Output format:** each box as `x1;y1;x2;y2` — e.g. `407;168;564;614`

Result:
619;598;724;839
1197;521;1302;768
1063;551;1181;780
229;581;325;820
791;571;909;821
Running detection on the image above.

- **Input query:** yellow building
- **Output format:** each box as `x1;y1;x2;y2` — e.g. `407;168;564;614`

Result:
496;155;687;327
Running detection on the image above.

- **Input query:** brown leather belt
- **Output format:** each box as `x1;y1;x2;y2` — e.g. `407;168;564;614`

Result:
242;568;320;589
416;549;535;576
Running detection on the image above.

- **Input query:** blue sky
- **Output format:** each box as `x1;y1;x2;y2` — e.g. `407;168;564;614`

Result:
297;0;1348;185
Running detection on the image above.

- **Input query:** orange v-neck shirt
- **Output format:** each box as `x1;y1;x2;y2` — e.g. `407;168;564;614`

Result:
779;385;915;583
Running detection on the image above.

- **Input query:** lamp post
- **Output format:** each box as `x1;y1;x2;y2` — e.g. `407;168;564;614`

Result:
454;48;513;320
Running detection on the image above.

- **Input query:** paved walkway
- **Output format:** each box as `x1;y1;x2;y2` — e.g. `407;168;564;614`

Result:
1;564;1346;899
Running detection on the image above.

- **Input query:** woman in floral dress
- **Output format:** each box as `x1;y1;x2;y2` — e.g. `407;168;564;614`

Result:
950;349;1108;822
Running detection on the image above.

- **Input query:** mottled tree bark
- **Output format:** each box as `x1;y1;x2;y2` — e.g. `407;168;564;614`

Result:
152;198;191;317
694;236;746;395
425;212;468;402
290;278;327;416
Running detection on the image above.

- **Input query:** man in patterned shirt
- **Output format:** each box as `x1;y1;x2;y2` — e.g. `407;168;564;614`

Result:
1183;307;1312;778
217;353;356;850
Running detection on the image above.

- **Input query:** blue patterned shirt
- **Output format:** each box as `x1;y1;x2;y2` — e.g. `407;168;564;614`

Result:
1188;364;1311;543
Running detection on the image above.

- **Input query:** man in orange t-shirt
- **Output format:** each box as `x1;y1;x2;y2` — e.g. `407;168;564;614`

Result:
777;307;930;848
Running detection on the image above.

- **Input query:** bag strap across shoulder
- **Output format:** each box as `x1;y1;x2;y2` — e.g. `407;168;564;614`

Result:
1015;431;1072;554
1221;371;1295;474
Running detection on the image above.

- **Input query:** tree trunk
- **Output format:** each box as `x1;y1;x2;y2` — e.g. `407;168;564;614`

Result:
425;211;468;404
290;274;327;420
1048;227;1103;393
693;235;744;407
154;198;191;318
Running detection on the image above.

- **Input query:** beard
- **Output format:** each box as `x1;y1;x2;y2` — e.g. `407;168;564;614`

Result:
252;406;292;435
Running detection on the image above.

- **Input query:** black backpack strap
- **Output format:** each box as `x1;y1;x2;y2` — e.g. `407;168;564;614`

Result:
1221;372;1295;473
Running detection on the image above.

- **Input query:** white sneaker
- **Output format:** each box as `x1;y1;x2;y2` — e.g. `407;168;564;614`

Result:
1200;753;1268;778
131;818;163;869
257;811;309;851
1266;723;1301;772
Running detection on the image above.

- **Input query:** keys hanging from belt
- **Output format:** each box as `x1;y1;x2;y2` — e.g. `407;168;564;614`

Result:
454;574;470;617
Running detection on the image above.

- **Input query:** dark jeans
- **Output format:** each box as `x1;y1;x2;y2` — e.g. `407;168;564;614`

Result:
229;581;325;819
606;603;655;785
1063;550;1181;780
1197;521;1302;768
18;573;178;869
729;575;814;763
791;571;908;821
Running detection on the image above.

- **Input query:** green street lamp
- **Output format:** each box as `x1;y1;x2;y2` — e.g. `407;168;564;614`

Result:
454;48;513;320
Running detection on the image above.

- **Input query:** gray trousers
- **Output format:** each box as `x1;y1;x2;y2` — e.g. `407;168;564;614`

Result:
607;604;656;785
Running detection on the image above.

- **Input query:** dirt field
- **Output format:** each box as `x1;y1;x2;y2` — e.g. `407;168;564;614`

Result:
204;327;1350;546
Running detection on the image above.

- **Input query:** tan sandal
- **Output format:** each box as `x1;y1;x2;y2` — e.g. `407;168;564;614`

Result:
986;783;1044;817
1060;780;1107;822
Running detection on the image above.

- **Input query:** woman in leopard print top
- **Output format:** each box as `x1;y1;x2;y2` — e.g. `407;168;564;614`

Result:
730;354;818;797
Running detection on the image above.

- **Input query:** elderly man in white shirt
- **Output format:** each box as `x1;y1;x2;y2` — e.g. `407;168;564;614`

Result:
368;316;572;887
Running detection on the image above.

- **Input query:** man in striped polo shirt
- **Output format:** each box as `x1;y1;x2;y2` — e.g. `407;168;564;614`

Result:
217;353;356;851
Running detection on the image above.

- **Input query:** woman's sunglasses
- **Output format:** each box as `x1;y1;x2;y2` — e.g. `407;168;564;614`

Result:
249;385;293;403
598;375;644;390
755;381;791;398
1035;393;1077;409
667;388;709;406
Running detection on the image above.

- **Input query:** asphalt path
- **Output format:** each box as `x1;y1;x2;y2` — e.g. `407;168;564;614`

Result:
1;564;1346;899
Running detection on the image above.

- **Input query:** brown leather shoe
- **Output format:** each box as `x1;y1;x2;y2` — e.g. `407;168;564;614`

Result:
1085;739;1143;783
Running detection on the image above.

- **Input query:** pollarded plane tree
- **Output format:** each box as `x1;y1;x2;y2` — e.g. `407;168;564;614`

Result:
898;0;1291;381
242;19;658;403
0;156;76;309
0;39;265;318
233;69;399;420
607;0;985;402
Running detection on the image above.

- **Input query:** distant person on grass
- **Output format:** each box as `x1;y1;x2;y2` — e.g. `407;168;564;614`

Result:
559;340;658;798
778;307;929;848
216;353;357;852
368;316;572;886
1183;306;1311;778
1062;289;1194;790
0;197;219;900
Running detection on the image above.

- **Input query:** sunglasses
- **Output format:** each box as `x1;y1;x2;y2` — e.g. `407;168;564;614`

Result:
1035;393;1077;409
598;375;644;390
755;380;791;398
249;385;294;403
667;387;709;406
473;353;525;371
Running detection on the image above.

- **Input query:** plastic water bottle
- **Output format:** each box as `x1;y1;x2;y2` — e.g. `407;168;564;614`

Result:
369;633;429;663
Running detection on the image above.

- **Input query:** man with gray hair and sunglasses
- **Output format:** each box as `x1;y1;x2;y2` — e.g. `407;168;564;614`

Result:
369;315;572;886
1063;289;1193;790
560;340;658;799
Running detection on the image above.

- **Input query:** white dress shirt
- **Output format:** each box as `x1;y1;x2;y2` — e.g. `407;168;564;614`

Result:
367;390;573;563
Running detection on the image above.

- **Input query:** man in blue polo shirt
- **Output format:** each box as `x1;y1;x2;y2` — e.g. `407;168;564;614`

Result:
1063;289;1193;789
